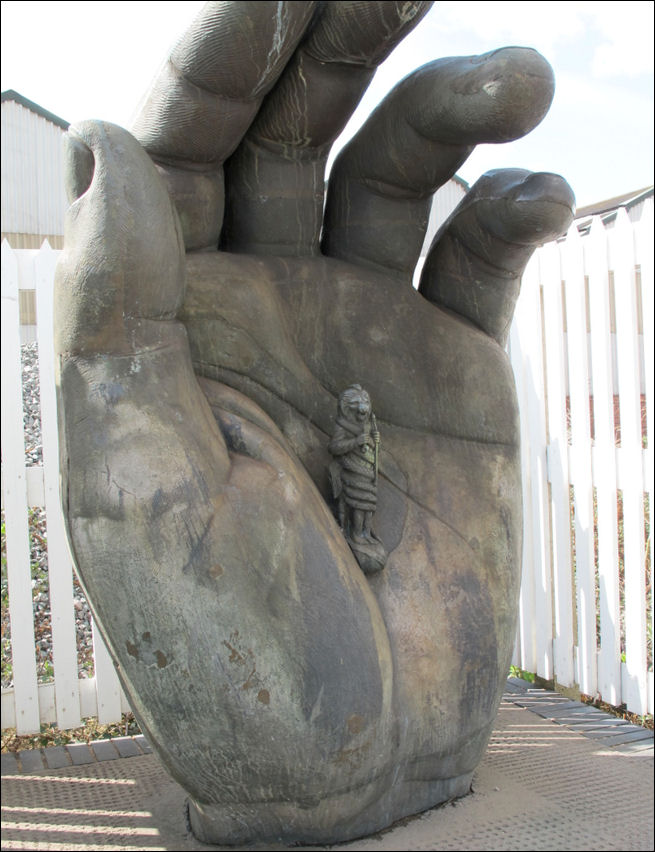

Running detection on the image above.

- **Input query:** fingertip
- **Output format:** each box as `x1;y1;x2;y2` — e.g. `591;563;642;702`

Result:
509;171;576;209
410;47;555;145
419;168;575;345
58;120;186;337
473;170;576;244
465;47;555;140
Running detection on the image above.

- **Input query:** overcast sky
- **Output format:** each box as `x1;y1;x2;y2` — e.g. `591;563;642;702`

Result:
1;1;653;208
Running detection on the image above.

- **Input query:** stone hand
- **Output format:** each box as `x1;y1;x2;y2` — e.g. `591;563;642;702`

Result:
55;2;574;845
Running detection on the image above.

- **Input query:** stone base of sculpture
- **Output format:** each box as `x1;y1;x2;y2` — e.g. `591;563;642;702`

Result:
187;772;473;846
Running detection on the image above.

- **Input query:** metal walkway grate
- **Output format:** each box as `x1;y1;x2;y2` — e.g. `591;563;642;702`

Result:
2;680;653;850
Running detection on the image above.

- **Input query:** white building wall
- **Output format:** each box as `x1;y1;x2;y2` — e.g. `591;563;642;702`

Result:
1;99;68;246
422;177;469;254
414;178;468;286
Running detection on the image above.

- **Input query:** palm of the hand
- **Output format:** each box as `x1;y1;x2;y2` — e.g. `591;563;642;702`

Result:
179;247;522;790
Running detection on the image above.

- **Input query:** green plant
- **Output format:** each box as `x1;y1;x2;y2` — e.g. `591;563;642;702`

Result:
509;665;536;683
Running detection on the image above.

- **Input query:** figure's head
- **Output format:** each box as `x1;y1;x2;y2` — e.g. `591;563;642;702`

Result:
339;385;371;423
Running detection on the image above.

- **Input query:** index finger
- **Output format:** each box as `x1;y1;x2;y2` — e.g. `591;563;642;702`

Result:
131;1;317;249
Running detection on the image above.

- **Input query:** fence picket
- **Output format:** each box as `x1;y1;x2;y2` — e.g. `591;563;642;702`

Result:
510;256;553;678
636;202;653;715
562;223;597;697
586;217;621;705
510;269;536;672
540;241;576;687
35;243;81;729
1;241;40;734
611;209;648;714
92;621;123;725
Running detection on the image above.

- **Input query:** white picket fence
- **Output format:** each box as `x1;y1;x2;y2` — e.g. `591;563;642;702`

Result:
1;241;127;735
1;209;653;733
510;202;654;716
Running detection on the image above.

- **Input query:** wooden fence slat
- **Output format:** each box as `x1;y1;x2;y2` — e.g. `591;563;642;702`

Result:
509;272;536;672
35;242;81;729
510;265;535;673
563;224;597;697
636;202;654;715
586;217;621;705
92;621;123;725
1;467;44;509
611;209;648;714
1;240;40;734
79;677;99;719
540;241;576;687
510;255;553;678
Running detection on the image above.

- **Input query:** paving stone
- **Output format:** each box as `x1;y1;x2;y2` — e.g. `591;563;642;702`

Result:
517;699;576;711
507;677;534;690
19;749;45;772
90;739;120;761
557;716;629;731
583;724;646;740
523;690;571;701
504;680;652;750
613;739;655;753
548;709;612;724
44;745;71;769
134;734;152;754
536;702;596;717
111;736;141;757
560;713;627;725
66;743;96;765
1;752;20;775
589;728;654;746
529;706;582;719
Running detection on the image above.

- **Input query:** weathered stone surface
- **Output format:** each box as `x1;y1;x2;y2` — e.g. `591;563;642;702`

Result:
54;2;575;845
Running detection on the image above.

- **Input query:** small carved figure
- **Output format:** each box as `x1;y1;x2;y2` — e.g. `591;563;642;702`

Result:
328;385;388;575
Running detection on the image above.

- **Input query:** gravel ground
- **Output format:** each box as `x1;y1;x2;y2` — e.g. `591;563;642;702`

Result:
1;342;94;690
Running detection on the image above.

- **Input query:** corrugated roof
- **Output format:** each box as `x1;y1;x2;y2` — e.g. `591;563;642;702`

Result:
1;89;69;131
575;186;653;220
573;185;653;235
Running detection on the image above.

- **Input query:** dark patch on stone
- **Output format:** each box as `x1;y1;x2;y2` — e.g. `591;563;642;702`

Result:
219;418;249;455
97;382;125;405
297;521;384;728
151;488;168;517
347;714;364;734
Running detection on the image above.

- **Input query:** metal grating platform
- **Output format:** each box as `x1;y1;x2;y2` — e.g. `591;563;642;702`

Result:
2;680;653;850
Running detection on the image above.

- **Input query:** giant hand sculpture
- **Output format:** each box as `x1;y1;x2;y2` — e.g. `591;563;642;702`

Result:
55;2;575;845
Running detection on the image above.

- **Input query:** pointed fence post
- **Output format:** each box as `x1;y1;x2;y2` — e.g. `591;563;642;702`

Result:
635;201;653;715
563;223;597;698
1;240;41;734
92;621;123;725
511;252;553;679
611;208;648;715
35;240;82;730
540;240;576;688
586;216;621;706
